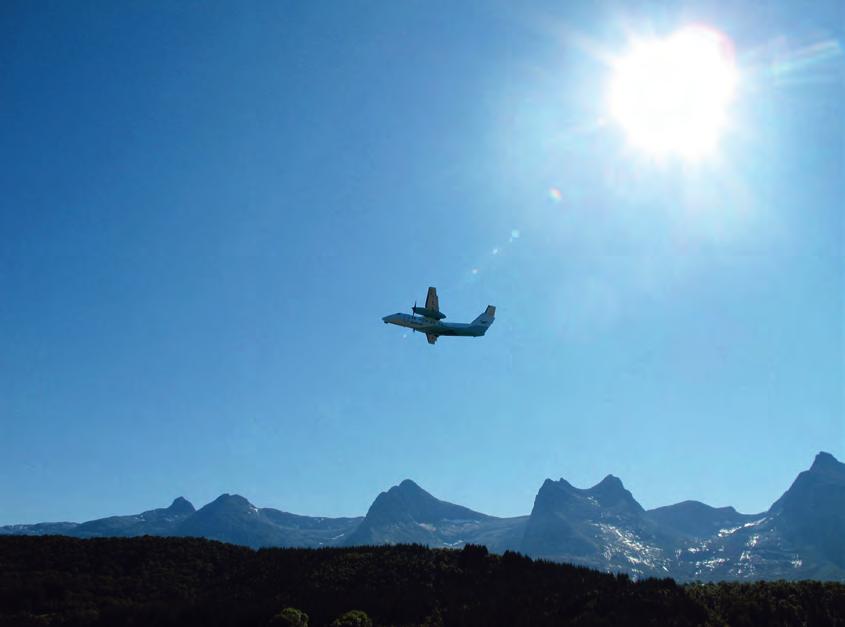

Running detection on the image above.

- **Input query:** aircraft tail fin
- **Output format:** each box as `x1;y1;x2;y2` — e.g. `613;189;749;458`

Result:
472;305;496;332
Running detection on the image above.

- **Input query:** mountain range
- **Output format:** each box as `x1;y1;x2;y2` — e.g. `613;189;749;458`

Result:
3;451;842;582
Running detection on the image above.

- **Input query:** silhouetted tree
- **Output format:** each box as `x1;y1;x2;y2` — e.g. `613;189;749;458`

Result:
330;609;372;627
268;607;309;626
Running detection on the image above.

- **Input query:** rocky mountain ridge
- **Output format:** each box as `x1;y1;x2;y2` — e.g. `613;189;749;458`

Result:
3;452;842;581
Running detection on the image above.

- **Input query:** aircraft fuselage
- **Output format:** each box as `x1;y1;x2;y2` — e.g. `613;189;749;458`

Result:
382;313;487;337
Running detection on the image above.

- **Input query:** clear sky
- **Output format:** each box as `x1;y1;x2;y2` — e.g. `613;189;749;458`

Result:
1;1;842;525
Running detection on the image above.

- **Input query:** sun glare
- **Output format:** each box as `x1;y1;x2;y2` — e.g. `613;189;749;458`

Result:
609;26;738;160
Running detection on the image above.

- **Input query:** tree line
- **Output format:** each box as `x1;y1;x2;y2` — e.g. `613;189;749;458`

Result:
1;536;843;626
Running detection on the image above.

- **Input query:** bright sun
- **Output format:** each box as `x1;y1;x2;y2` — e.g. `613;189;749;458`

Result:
609;26;738;160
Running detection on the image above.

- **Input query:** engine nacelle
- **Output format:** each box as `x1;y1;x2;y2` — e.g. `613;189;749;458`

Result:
412;306;445;320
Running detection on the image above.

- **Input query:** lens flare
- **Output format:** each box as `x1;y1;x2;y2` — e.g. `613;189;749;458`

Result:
769;39;843;85
609;26;738;160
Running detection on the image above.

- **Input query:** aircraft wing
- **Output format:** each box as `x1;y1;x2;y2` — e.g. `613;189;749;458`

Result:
426;333;438;345
425;287;439;313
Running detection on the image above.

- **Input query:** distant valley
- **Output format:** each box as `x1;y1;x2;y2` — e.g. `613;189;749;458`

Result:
4;451;843;582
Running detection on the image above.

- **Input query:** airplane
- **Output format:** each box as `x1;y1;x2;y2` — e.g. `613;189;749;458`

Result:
382;287;496;345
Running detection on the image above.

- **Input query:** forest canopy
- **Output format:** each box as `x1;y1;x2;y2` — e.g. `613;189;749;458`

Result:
1;536;843;626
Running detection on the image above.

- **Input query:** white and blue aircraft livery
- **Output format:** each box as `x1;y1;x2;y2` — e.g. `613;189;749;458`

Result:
383;287;496;345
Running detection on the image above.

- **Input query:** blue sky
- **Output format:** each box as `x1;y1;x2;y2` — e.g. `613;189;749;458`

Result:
1;1;842;525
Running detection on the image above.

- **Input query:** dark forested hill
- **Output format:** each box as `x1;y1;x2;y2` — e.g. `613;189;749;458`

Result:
1;536;843;627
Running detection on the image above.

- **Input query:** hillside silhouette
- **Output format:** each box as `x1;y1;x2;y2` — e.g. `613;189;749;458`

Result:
1;536;844;626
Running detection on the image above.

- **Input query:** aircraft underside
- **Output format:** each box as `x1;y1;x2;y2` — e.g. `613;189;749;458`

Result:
383;287;495;345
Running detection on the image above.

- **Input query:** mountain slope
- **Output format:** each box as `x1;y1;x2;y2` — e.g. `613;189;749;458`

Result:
343;479;525;550
175;494;361;548
520;475;672;577
0;495;361;550
671;452;845;581
73;497;196;538
0;521;80;536
646;501;758;539
515;453;845;581
0;498;195;539
770;452;845;570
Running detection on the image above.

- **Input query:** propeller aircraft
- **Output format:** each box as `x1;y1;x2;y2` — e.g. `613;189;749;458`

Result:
382;287;496;345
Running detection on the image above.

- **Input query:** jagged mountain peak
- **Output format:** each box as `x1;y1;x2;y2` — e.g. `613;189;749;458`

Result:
772;452;845;511
167;497;195;514
376;480;488;522
541;478;561;491
590;475;642;511
202;494;256;513
534;477;581;499
769;453;844;512
535;474;643;515
342;480;492;547
810;451;844;475
591;474;626;493
596;473;623;485
375;480;437;512
395;479;427;495
541;474;627;493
